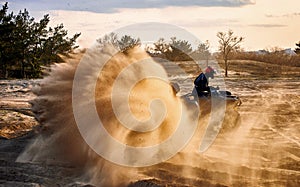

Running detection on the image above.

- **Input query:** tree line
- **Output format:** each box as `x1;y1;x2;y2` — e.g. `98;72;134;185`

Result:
0;2;80;78
96;32;238;75
230;47;300;68
1;2;299;79
96;33;212;62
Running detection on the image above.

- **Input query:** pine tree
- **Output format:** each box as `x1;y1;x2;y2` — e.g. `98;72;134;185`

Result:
151;37;193;61
0;2;15;78
118;35;141;52
0;2;81;78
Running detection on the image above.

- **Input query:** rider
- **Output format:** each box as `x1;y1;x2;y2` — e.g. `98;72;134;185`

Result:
204;66;215;79
193;72;210;97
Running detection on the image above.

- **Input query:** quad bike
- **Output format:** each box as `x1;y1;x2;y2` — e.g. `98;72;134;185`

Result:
183;86;242;107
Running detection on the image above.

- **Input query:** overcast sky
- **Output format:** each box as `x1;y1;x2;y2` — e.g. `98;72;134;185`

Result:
3;0;300;51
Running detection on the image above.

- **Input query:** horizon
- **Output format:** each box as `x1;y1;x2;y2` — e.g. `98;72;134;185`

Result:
4;0;300;52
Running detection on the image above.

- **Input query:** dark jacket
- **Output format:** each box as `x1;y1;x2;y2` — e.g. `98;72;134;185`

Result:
194;73;208;91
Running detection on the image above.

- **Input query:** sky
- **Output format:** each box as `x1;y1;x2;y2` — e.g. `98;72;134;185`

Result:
3;0;300;51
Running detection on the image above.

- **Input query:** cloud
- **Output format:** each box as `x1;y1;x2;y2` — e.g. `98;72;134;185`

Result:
249;24;287;28
7;0;255;13
176;18;241;28
265;12;300;18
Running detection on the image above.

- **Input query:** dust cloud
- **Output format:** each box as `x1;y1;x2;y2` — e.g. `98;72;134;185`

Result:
17;46;199;186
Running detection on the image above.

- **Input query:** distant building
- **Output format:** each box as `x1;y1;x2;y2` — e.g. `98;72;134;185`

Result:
256;49;269;55
282;48;297;56
253;48;297;56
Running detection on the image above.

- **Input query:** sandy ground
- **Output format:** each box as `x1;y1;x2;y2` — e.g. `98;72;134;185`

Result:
0;60;299;186
0;80;90;186
0;80;39;139
140;77;300;186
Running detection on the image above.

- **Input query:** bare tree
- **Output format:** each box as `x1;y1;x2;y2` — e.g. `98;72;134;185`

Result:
217;30;244;77
96;32;119;49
